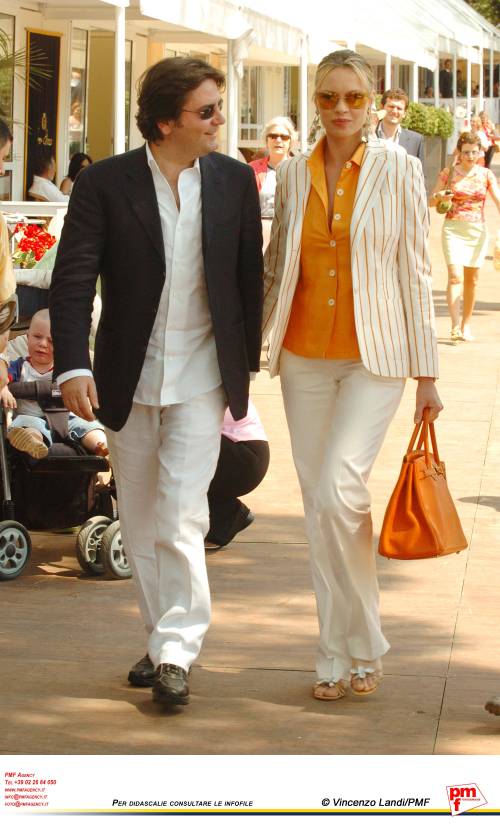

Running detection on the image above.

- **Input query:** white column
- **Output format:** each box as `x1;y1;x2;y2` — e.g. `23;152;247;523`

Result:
299;35;308;153
452;50;457;113
434;52;439;107
411;62;418;102
489;48;494;99
113;4;126;155
226;40;239;159
384;53;391;91
479;53;484;112
466;49;472;124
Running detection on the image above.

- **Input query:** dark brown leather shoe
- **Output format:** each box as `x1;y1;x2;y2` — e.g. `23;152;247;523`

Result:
152;663;190;706
128;653;156;687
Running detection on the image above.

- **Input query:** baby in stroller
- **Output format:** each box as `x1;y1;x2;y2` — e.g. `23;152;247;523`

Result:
1;309;108;460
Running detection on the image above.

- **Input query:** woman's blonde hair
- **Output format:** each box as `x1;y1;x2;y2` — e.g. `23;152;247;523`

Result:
308;49;374;145
261;116;298;144
314;49;374;98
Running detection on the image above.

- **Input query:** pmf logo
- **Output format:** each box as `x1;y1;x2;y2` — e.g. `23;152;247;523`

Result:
446;784;487;816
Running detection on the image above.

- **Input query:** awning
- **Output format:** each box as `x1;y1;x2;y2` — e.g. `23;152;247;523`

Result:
140;0;303;56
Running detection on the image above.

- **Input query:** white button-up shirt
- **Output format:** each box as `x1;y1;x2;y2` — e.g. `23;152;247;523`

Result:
29;175;69;202
57;145;222;406
377;122;401;145
133;145;221;405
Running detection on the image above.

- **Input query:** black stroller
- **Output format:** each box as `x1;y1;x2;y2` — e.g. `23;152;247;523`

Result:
0;378;131;581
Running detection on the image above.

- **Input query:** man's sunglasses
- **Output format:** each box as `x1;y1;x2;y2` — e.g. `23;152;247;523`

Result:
267;133;291;140
315;91;369;110
182;98;224;120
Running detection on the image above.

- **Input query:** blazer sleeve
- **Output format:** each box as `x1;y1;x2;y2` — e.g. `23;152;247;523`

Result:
262;161;289;340
49;167;104;378
237;169;264;373
397;153;439;378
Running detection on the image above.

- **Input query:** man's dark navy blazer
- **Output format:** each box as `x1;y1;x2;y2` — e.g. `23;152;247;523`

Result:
49;145;264;431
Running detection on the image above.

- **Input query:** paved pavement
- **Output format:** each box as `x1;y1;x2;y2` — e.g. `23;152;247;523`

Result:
2;160;500;756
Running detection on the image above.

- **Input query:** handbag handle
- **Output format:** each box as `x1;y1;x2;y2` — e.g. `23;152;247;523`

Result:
407;408;440;467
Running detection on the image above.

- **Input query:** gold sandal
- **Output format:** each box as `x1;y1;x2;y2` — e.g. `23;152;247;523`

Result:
350;665;382;696
313;680;347;701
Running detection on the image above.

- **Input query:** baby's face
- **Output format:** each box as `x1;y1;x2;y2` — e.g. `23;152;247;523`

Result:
27;318;53;370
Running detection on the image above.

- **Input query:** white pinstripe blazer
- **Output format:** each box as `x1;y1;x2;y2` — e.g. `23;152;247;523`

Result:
263;139;439;380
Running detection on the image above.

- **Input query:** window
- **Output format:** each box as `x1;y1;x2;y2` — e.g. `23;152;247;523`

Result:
69;28;88;157
240;66;262;142
283;66;298;125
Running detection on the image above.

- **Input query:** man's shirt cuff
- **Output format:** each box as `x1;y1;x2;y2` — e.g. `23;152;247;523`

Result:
57;368;93;386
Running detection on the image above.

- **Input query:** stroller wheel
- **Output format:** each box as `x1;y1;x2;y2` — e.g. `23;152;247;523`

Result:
0;521;32;581
75;516;112;576
101;521;132;579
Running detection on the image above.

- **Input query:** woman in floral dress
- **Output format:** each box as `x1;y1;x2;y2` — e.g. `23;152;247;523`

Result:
431;131;500;342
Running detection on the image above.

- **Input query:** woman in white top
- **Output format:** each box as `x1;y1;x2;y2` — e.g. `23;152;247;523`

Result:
249;117;297;249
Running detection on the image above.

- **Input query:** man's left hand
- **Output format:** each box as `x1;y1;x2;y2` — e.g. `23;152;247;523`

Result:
60;375;99;421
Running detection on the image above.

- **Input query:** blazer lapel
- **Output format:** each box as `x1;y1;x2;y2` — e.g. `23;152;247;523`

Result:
350;143;388;254
124;146;165;266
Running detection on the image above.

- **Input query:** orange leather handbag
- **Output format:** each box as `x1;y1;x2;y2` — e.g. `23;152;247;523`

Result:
379;410;468;560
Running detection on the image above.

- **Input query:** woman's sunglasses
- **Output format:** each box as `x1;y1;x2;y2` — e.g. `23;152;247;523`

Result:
316;91;369;110
182;98;224;120
267;133;291;141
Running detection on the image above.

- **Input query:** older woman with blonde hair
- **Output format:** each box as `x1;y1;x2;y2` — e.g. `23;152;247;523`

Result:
263;49;442;702
250;116;297;248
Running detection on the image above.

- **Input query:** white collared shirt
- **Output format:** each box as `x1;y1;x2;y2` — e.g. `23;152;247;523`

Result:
29;175;69;202
377;123;401;145
133;145;221;405
57;146;222;404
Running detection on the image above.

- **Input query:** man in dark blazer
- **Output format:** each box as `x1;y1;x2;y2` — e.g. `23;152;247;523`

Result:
377;88;424;166
49;57;263;708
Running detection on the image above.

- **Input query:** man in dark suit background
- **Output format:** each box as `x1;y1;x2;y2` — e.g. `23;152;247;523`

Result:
439;59;453;98
377;88;424;166
49;57;263;708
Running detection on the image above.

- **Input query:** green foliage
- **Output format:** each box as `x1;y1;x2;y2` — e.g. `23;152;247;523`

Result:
402;102;454;138
0;28;51;120
463;0;500;26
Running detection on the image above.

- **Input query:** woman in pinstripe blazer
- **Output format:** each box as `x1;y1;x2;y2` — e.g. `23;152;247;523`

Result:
263;50;443;702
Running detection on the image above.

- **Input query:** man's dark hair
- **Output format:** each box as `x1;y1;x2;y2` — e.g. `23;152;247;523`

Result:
0;118;13;150
136;56;225;142
34;155;54;176
381;88;409;110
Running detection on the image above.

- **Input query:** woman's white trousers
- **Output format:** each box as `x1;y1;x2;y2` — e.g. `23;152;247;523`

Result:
280;350;405;682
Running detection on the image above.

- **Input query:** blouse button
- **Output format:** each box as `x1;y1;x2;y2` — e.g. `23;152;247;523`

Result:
334;213;341;221
336;188;344;196
329;269;336;277
345;161;352;169
328;298;335;307
329;239;336;247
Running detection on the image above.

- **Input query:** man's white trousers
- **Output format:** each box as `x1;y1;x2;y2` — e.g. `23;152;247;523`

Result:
280;350;405;683
106;386;226;671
